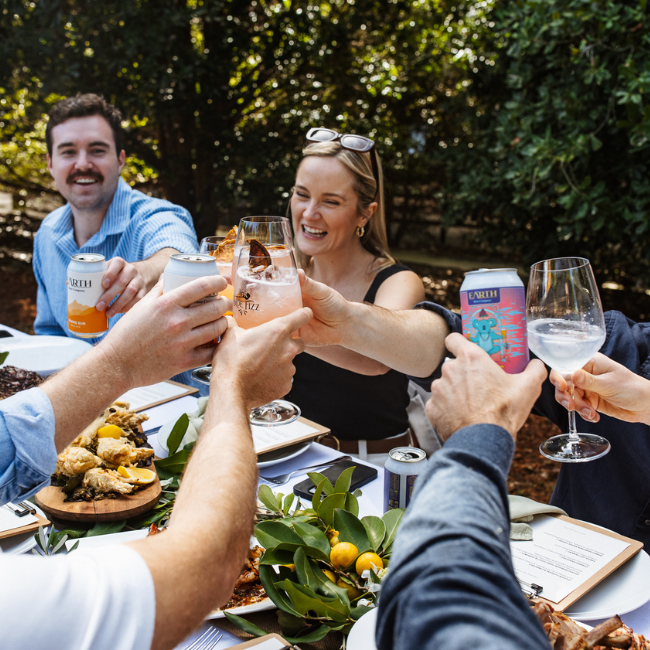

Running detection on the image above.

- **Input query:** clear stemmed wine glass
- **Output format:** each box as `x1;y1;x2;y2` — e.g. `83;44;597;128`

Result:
233;216;295;281
526;257;610;462
191;218;294;386
233;243;303;425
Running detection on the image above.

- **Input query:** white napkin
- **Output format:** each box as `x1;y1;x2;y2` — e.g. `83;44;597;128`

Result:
508;495;566;540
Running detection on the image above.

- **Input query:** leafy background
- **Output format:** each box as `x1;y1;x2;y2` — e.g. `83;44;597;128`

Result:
1;0;648;282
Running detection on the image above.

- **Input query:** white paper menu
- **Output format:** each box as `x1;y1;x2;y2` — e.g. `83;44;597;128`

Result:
251;419;321;454
510;515;630;604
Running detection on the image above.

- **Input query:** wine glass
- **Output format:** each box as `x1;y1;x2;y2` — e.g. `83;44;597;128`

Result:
190;236;236;385
233;243;303;425
233;216;294;280
526;257;610;462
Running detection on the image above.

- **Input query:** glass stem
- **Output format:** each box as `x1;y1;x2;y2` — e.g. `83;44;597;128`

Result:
566;378;579;442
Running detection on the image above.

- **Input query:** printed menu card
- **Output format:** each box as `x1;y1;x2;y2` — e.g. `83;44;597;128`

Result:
511;514;643;610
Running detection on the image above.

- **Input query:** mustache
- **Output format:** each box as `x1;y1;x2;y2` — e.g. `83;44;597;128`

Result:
66;170;104;184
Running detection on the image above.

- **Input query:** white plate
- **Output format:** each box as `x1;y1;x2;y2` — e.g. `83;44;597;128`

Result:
566;549;650;621
207;596;275;620
0;503;48;555
64;529;148;552
0;335;92;376
348;607;378;650
257;441;312;468
157;413;312;468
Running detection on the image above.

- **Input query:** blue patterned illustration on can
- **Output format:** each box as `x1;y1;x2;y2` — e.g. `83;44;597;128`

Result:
460;268;529;374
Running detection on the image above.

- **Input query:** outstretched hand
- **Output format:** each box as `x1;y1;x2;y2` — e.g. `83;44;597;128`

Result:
426;333;547;442
211;308;312;410
550;353;650;425
295;271;349;346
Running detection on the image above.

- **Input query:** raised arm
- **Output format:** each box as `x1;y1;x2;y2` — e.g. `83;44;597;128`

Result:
298;272;449;377
129;307;312;650
377;334;549;650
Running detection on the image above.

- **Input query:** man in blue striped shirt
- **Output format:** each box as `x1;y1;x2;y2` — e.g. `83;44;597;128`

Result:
33;93;199;343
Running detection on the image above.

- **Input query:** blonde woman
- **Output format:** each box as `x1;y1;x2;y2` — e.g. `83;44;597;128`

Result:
286;128;425;461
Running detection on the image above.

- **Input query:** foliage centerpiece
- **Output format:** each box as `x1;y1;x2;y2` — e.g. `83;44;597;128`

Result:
226;466;404;645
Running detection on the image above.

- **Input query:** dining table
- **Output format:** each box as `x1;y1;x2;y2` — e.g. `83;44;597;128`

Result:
2;325;650;649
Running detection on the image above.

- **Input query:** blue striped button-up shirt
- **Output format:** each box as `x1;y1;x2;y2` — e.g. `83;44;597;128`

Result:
33;178;199;344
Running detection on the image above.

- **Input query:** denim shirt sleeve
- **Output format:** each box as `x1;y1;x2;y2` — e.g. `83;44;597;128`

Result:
33;231;66;336
0;387;57;505
376;424;550;650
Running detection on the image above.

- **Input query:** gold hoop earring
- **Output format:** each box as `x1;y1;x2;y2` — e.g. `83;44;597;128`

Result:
356;225;365;238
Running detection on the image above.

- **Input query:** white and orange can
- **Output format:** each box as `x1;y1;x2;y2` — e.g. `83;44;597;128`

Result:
67;253;108;338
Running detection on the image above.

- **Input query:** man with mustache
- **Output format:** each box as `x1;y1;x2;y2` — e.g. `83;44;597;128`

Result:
33;93;199;341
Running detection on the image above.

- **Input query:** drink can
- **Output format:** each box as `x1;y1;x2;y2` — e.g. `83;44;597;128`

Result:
384;447;428;511
163;253;220;304
460;268;529;374
67;253;108;338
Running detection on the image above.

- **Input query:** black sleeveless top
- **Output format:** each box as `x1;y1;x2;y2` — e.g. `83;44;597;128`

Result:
286;264;411;441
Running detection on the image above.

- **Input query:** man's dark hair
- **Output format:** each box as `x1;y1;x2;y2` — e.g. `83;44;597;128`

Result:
46;93;125;157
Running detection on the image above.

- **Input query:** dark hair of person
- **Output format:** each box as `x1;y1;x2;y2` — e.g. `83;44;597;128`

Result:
45;93;124;157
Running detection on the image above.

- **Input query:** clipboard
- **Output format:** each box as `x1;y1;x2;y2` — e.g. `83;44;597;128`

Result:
228;633;292;649
0;511;50;541
253;416;330;456
520;514;643;611
117;379;199;412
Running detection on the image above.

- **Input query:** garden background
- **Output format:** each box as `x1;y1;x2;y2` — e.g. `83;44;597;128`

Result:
1;0;649;500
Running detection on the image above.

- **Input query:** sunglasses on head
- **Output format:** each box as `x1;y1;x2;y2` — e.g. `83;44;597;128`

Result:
305;127;379;199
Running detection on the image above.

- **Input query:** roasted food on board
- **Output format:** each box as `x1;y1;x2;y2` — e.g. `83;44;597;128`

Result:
533;601;650;649
52;401;154;502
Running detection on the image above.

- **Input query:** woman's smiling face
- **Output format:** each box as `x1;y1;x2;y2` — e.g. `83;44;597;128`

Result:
291;156;368;258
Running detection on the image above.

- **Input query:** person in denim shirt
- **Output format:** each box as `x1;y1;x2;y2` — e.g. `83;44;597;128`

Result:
376;333;551;649
34;93;198;343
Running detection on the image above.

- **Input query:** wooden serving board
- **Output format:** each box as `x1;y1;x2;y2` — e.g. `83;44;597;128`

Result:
35;473;161;523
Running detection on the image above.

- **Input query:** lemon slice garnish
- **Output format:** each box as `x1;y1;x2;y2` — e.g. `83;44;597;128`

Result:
117;466;156;485
97;424;123;439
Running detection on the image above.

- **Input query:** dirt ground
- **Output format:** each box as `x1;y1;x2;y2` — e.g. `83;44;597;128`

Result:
4;216;650;504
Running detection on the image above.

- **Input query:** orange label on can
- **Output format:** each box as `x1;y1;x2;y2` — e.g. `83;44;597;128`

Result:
68;301;108;334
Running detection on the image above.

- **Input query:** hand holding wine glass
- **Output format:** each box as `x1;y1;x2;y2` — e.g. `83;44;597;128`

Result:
526;257;610;462
233;240;304;425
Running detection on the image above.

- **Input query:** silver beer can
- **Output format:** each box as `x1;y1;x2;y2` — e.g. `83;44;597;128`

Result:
384;447;428;511
163;253;220;304
67;253;108;338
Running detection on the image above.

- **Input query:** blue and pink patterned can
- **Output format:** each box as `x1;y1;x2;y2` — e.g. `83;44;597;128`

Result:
460;268;529;374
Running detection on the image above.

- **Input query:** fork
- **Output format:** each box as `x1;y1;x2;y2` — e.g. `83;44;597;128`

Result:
259;455;352;486
185;627;222;650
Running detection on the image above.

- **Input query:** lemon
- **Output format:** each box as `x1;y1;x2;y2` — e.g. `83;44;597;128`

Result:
117;466;156;484
97;424;123;439
336;578;362;600
329;542;358;569
355;552;384;574
322;569;336;583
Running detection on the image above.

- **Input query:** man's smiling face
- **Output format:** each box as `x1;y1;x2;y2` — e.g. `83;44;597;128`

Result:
47;115;125;215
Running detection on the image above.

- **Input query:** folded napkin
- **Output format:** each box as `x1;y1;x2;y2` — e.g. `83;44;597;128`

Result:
508;495;566;540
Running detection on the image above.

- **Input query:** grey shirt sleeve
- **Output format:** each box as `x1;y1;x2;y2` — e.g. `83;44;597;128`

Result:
376;424;550;650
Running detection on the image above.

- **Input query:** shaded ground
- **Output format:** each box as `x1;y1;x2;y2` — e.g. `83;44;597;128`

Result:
3;212;650;503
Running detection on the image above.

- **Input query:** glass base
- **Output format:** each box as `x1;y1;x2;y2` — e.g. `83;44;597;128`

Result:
191;366;212;385
540;433;611;463
250;400;301;426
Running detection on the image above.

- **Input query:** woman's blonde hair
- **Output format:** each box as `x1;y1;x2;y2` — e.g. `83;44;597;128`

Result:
290;140;395;271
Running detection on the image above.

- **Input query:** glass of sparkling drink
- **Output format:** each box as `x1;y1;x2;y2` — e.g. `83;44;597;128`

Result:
233;216;294;281
233;242;303;425
199;236;235;301
526;257;609;462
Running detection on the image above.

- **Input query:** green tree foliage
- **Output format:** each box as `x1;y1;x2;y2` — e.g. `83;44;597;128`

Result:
0;0;484;238
444;0;650;278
